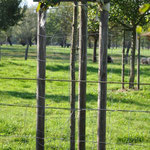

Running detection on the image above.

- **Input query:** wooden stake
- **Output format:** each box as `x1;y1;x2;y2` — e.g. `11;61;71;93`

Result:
36;10;46;150
97;6;109;150
122;29;126;89
137;36;141;90
70;1;78;150
78;0;87;149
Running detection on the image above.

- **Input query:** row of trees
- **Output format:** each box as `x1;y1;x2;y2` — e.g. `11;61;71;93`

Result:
0;0;150;88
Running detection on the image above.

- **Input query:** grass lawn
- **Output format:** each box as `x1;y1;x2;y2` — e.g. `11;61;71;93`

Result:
0;45;150;149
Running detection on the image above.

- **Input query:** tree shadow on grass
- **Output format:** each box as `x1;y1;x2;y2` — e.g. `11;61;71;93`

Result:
46;65;70;72
0;91;149;108
117;136;149;144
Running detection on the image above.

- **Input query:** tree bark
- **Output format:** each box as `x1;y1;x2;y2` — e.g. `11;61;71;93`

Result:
129;28;136;89
70;1;78;150
78;0;87;149
97;6;109;150
36;10;46;150
93;38;98;62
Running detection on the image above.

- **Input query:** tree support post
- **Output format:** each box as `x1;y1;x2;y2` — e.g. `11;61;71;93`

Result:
122;29;126;89
129;29;136;89
137;36;141;90
97;1;109;150
70;1;78;150
36;10;47;150
78;0;87;149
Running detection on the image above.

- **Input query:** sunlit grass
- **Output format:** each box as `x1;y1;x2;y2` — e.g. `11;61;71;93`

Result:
0;45;150;149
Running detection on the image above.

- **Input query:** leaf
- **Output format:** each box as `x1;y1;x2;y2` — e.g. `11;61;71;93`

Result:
139;4;150;14
136;26;142;34
148;27;150;32
36;2;42;12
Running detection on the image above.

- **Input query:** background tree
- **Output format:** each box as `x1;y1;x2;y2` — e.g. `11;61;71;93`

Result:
13;7;37;60
110;0;150;89
0;0;26;31
88;3;99;62
46;3;73;46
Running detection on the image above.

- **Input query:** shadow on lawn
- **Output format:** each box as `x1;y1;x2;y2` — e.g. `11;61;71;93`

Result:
46;64;122;75
0;91;149;108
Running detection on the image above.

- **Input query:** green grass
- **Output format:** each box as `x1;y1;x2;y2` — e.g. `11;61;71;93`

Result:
0;45;150;149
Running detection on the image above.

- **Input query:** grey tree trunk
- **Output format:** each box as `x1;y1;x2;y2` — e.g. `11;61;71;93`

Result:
137;36;141;90
97;6;109;150
78;0;87;149
122;30;126;89
70;1;78;150
129;29;136;89
25;41;29;60
36;10;46;150
93;38;98;62
125;41;131;64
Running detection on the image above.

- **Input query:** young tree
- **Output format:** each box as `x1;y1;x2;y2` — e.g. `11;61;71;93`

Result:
110;0;150;88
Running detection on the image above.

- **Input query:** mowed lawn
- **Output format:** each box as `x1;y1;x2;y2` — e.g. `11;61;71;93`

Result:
0;45;150;150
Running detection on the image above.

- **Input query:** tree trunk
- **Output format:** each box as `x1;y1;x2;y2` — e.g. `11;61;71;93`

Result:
93;38;98;62
70;2;78;150
129;28;136;89
78;0;87;149
108;33;111;49
97;5;109;150
36;10;46;150
125;41;131;63
122;30;125;89
7;36;12;46
25;41;29;60
88;38;92;48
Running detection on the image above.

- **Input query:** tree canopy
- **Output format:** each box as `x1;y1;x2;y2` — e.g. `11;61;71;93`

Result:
0;0;26;31
110;0;150;30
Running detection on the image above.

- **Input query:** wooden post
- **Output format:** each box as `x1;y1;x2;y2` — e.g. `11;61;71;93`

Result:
70;1;78;150
122;29;125;89
36;10;46;150
97;2;109;150
78;0;87;149
137;36;141;90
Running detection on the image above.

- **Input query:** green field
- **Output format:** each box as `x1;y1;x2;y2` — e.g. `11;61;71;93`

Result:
0;45;150;149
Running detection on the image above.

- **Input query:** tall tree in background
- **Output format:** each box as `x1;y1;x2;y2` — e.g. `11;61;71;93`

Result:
46;3;73;46
110;0;150;89
13;7;37;60
88;3;99;62
0;0;26;31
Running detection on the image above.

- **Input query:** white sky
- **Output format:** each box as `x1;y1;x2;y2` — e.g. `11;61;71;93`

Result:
23;0;38;7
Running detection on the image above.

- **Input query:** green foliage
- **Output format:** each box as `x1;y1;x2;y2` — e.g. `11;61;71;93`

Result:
139;3;150;14
136;25;143;34
36;0;60;11
110;0;150;29
88;3;99;37
0;0;26;31
46;3;73;45
12;7;37;45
